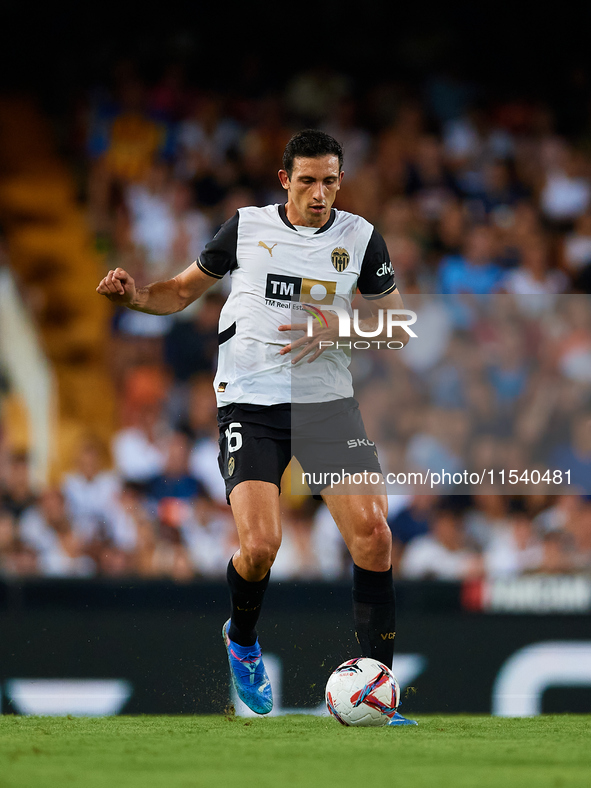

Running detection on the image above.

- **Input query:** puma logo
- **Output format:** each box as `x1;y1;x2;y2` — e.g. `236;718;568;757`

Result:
380;632;396;640
258;241;277;256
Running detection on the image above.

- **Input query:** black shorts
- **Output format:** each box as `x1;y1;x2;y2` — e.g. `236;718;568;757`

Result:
217;397;383;502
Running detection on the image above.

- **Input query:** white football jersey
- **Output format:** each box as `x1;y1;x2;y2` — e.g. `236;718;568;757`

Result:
197;204;396;406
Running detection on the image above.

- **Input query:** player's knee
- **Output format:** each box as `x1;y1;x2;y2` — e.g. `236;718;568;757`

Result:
240;536;280;574
352;515;392;565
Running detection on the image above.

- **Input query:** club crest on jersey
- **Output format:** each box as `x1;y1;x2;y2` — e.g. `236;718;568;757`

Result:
228;457;235;476
331;247;350;272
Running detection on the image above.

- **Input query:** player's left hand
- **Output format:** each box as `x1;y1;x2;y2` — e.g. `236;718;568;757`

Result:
278;310;340;364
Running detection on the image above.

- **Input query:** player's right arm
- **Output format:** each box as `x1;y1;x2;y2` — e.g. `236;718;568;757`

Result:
97;212;240;314
96;262;218;315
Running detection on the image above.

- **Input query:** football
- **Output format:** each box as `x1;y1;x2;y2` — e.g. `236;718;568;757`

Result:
325;657;400;727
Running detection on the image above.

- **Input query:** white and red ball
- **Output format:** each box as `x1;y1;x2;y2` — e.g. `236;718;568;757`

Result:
325;657;400;727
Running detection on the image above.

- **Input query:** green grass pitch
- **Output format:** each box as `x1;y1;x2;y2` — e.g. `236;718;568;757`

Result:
1;715;590;788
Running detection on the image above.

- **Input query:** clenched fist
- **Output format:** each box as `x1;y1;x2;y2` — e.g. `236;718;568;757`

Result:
96;268;137;306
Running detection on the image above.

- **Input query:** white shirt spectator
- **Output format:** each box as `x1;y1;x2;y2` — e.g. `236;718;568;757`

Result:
181;500;236;577
270;504;346;581
112;427;167;483
18;491;96;577
38;546;95;578
483;526;543;578
541;171;591;221
504;267;567;297
564;233;591;271
189;437;228;506
400;534;476;580
62;469;122;541
503;268;568;316
310;503;347;580
126;182;174;265
397;296;453;373
19;506;60;555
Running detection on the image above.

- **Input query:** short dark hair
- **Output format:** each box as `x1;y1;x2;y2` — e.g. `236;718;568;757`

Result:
282;129;343;177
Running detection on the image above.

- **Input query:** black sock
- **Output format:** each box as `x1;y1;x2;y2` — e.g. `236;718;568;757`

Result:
352;564;396;667
226;558;270;647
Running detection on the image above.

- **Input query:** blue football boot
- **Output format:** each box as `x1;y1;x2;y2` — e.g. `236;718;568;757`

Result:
222;619;273;715
388;708;418;726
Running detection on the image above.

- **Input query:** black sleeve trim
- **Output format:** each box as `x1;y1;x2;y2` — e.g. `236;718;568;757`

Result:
357;227;396;299
198;212;239;279
197;257;224;279
362;283;397;300
218;322;236;345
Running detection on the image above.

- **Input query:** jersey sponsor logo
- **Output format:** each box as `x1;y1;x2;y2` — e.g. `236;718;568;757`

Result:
377;261;394;277
331;247;350;272
265;274;301;300
301;278;337;305
265;274;337;305
347;438;375;448
258;241;277;257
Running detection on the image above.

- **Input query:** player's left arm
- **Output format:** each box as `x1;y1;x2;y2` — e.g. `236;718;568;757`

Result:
357;287;411;347
354;226;411;345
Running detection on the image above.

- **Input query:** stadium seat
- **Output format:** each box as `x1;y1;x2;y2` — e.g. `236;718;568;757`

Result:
0;95;117;479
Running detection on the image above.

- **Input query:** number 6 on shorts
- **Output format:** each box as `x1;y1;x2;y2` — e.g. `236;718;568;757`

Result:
225;422;243;453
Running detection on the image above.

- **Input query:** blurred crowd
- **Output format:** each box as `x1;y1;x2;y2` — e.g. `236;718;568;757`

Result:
1;59;591;581
76;60;591;303
1;435;591;580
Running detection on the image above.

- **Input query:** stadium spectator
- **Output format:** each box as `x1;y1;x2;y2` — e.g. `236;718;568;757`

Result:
437;225;506;294
535;531;576;574
268;499;344;581
503;234;568;309
405;407;469;484
103;481;147;552
560;211;591;296
122;165;212;283
405;135;461;222
486;326;531;408
399;504;482;580
540;147;591;226
163;291;224;385
173;93;242;209
0;507;16;571
0;539;39;577
61;436;122;544
534;494;586;534
463;494;510;548
388;495;434;545
112;403;170;483
0;451;37;519
483;501;544;577
19;489;95;577
181;494;237;578
563;498;591;571
322;96;371;177
469;160;529;224
146;429;204;504
548;410;591;492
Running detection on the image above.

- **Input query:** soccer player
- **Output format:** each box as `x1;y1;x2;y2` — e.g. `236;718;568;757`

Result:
97;129;416;725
